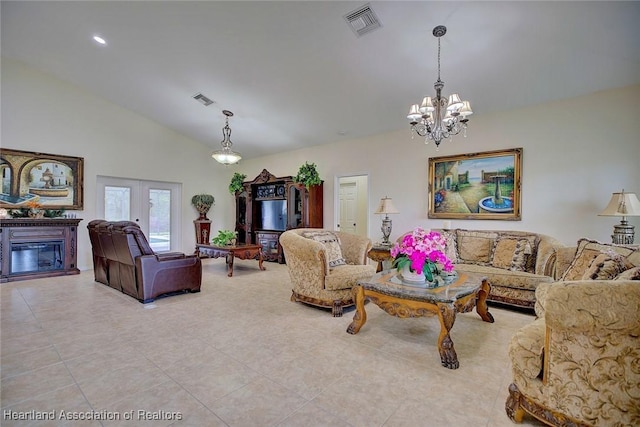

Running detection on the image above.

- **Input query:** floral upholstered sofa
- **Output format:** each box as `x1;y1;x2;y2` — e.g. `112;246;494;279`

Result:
433;229;565;309
506;239;640;426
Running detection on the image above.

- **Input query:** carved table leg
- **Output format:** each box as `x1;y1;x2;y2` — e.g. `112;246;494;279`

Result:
258;250;265;271
436;303;459;369
347;285;367;334
476;279;495;323
227;253;234;277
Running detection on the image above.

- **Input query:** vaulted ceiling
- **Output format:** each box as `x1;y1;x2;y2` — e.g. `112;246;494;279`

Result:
3;1;639;159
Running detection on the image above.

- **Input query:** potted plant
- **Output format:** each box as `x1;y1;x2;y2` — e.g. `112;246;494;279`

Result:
229;172;247;195
294;162;321;189
211;229;237;246
191;194;215;220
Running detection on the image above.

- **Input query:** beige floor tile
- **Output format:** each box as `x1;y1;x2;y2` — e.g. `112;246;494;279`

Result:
208;376;308;427
1;345;62;379
99;381;218;427
0;363;75;408
164;354;261;409
1;384;95;427
76;360;173;409
277;402;353;427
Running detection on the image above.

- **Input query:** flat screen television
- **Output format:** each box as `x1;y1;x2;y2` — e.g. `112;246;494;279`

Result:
258;199;287;231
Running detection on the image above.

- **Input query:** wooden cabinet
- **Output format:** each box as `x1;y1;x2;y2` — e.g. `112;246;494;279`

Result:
235;169;323;263
1;218;82;283
256;231;282;263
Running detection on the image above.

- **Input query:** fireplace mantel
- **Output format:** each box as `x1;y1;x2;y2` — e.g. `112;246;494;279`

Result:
1;218;82;282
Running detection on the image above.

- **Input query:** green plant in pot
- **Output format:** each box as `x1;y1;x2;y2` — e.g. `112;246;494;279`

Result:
211;229;237;246
191;194;215;220
229;172;247;195
294;162;321;189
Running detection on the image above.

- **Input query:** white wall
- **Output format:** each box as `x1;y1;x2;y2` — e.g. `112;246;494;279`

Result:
3;57;639;278
1;59;235;270
235;85;640;246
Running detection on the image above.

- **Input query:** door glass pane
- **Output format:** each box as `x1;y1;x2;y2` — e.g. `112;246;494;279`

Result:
104;186;130;221
149;189;170;252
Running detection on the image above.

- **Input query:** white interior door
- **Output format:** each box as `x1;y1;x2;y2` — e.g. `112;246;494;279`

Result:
335;174;369;238
96;176;181;252
339;182;358;234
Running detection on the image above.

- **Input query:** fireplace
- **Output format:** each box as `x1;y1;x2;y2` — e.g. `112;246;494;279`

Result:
11;241;64;274
1;218;81;282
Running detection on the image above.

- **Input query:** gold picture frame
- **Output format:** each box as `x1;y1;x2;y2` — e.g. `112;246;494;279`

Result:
428;148;522;220
0;148;84;210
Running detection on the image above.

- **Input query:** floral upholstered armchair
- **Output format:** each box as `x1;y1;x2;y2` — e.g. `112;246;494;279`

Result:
506;279;640;426
279;228;376;317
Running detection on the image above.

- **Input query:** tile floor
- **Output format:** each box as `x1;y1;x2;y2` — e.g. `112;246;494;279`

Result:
1;260;546;427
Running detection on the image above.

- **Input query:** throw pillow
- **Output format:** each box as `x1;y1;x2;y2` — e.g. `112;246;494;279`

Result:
499;233;539;273
615;266;640;280
441;230;459;264
490;237;528;271
303;231;346;267
456;230;498;264
562;238;636;281
581;251;635;280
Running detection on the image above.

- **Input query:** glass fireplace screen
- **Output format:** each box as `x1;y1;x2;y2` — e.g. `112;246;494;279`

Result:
11;241;64;274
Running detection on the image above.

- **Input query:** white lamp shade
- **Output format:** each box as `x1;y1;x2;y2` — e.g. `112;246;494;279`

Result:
459;100;473;117
407;104;422;122
374;197;399;215
447;93;463;111
599;191;640;216
419;96;435;113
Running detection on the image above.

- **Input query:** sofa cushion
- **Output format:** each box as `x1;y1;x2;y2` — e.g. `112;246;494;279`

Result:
490;236;528;271
508;318;545;379
616;266;640;280
453;263;554;292
325;264;376;291
303;231;346;267
562;238;637;281
582;251;635;280
456;230;498;264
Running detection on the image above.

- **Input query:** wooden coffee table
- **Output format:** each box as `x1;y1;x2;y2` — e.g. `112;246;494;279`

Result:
195;243;265;277
347;269;494;369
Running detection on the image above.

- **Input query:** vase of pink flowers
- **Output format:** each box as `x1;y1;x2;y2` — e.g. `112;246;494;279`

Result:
391;227;454;284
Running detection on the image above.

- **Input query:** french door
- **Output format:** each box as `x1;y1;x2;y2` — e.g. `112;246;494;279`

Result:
96;176;182;252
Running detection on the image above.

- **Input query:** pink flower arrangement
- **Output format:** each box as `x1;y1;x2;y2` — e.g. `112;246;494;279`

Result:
391;227;454;281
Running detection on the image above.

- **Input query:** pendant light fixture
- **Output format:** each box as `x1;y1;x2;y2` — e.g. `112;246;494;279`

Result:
407;25;472;148
212;110;242;165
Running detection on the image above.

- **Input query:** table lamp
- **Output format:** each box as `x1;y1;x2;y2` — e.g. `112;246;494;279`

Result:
598;189;640;244
374;196;399;246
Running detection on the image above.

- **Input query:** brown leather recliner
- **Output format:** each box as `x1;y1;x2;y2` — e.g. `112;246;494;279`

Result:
87;220;201;302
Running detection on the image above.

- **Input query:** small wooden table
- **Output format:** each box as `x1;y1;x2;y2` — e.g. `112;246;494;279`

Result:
347;269;494;369
195;243;265;277
367;245;393;272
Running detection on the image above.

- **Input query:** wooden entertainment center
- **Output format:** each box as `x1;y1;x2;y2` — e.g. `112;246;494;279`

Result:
0;218;82;282
235;169;323;263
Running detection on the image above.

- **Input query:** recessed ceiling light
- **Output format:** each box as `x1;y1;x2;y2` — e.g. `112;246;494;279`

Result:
93;35;107;45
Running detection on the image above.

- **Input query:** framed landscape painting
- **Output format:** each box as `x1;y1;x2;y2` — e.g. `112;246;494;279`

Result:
0;148;84;210
428;148;522;220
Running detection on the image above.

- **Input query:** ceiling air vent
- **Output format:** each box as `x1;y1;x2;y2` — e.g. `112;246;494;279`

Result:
344;3;382;37
193;93;214;106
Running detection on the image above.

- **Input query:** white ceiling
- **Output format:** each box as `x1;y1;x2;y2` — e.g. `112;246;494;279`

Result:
3;1;639;160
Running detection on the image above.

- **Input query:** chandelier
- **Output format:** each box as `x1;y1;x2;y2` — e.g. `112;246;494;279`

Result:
212;110;242;165
407;25;472;148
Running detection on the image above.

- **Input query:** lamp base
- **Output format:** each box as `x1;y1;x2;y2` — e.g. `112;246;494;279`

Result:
381;217;392;246
612;219;634;245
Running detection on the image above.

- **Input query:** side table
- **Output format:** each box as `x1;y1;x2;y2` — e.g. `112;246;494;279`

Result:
368;245;393;272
